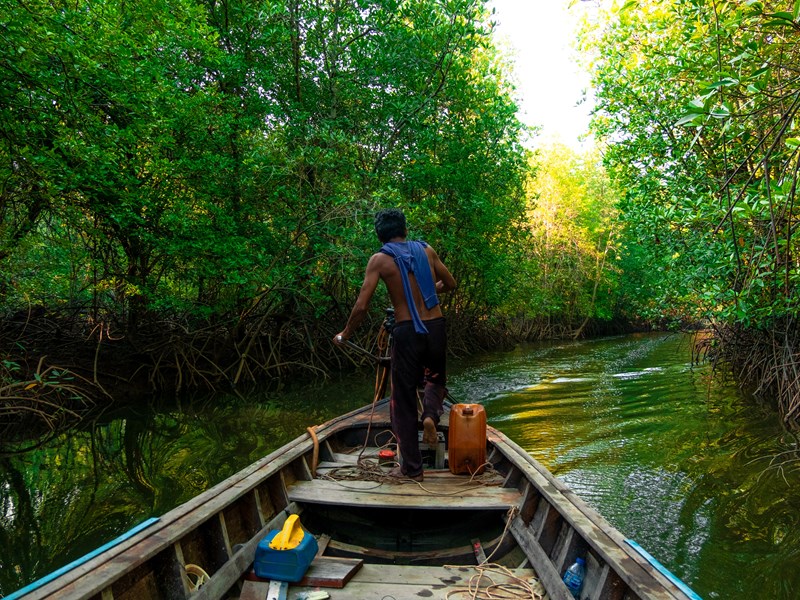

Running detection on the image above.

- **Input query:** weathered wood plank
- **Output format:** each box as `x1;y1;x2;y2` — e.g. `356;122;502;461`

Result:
552;524;575;574
325;534;502;564
287;479;521;510
286;581;427;599
510;516;576;600
239;580;267;600
244;557;364;590
172;541;192;597
586;560;611;600
497;434;692;600
471;538;487;564
333;564;483;585
285;564;538;599
531;498;550;539
315;534;331;557
298;557;363;588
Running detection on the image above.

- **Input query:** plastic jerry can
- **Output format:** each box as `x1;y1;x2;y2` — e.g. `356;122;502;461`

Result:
448;403;487;475
254;514;318;582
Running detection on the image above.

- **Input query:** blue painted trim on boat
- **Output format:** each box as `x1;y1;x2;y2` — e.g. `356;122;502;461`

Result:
625;538;702;600
6;517;160;600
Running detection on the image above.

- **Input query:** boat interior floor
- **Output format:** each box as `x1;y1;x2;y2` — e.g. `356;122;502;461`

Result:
289;447;522;512
240;563;543;600
263;446;539;595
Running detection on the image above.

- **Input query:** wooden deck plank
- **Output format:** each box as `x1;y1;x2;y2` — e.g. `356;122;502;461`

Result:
244;558;364;589
510;515;575;600
287;479;522;510
279;564;540;599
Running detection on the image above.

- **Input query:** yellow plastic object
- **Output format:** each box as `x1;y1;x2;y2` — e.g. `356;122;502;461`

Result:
269;514;306;551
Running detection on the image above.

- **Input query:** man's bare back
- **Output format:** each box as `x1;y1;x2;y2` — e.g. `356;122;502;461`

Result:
333;239;455;342
368;245;453;323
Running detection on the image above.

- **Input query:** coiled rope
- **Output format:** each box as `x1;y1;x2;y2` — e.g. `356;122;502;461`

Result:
443;562;546;599
442;508;544;599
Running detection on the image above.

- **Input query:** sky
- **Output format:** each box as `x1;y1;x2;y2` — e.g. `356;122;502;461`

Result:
488;0;597;148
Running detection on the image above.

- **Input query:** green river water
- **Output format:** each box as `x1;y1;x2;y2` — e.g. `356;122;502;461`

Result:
1;333;799;598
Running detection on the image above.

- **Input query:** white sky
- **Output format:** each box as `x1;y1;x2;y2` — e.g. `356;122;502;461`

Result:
488;0;597;148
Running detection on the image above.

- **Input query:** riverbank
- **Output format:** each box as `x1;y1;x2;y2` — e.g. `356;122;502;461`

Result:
0;308;645;442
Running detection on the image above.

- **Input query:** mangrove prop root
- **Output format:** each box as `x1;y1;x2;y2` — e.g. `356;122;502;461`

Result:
1;307;625;409
698;322;800;427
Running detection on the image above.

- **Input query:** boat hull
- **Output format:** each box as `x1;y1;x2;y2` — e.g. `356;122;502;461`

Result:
9;399;700;600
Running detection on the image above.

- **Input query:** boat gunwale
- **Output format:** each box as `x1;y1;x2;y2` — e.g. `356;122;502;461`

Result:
486;426;695;600
17;398;699;600
20;401;382;599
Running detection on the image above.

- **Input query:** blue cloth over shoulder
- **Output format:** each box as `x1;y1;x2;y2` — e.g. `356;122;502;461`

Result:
380;240;440;334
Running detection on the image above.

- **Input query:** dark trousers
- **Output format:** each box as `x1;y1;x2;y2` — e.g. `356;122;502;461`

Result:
390;317;447;476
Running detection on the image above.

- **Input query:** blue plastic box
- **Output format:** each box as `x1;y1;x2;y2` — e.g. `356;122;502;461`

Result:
254;517;318;582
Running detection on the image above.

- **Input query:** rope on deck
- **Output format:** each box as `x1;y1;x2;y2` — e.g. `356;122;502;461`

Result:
441;507;544;600
442;562;546;599
319;439;503;495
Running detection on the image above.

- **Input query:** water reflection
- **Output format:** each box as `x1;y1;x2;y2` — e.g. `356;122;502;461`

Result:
0;377;370;596
448;333;800;599
2;334;799;599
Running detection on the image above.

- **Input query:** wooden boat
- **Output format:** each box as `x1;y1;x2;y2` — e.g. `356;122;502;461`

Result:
9;399;701;600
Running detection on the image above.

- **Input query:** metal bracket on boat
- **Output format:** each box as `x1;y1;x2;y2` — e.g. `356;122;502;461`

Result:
266;580;289;600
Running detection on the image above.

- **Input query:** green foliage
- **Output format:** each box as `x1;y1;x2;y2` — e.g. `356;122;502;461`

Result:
517;143;621;331
581;0;800;331
0;0;530;342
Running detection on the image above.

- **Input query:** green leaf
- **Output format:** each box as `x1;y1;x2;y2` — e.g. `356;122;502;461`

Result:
764;18;793;26
688;98;706;110
707;77;739;89
688;126;704;151
766;11;794;20
710;104;731;119
730;51;751;64
795;0;800;20
786;138;800;149
676;114;703;127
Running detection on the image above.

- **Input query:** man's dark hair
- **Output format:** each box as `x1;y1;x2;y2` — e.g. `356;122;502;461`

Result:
374;208;407;243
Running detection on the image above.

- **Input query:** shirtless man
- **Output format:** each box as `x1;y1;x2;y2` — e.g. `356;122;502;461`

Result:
333;208;456;481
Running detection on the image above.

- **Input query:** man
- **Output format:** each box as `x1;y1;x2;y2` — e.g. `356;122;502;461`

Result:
333;208;456;481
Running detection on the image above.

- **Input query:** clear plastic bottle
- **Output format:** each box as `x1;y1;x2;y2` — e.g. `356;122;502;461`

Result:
562;557;586;599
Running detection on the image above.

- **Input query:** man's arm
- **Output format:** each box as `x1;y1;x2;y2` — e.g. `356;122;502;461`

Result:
333;254;382;344
429;246;456;293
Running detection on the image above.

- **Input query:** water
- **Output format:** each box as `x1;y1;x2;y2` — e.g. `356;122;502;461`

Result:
2;333;799;598
0;381;371;597
448;333;800;599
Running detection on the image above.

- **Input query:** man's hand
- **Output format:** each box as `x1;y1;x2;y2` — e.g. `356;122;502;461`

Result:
333;332;347;345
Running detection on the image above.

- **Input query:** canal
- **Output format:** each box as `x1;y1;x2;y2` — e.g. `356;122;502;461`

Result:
1;333;798;598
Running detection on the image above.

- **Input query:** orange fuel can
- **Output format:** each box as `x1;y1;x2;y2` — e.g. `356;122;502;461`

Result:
448;403;487;475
